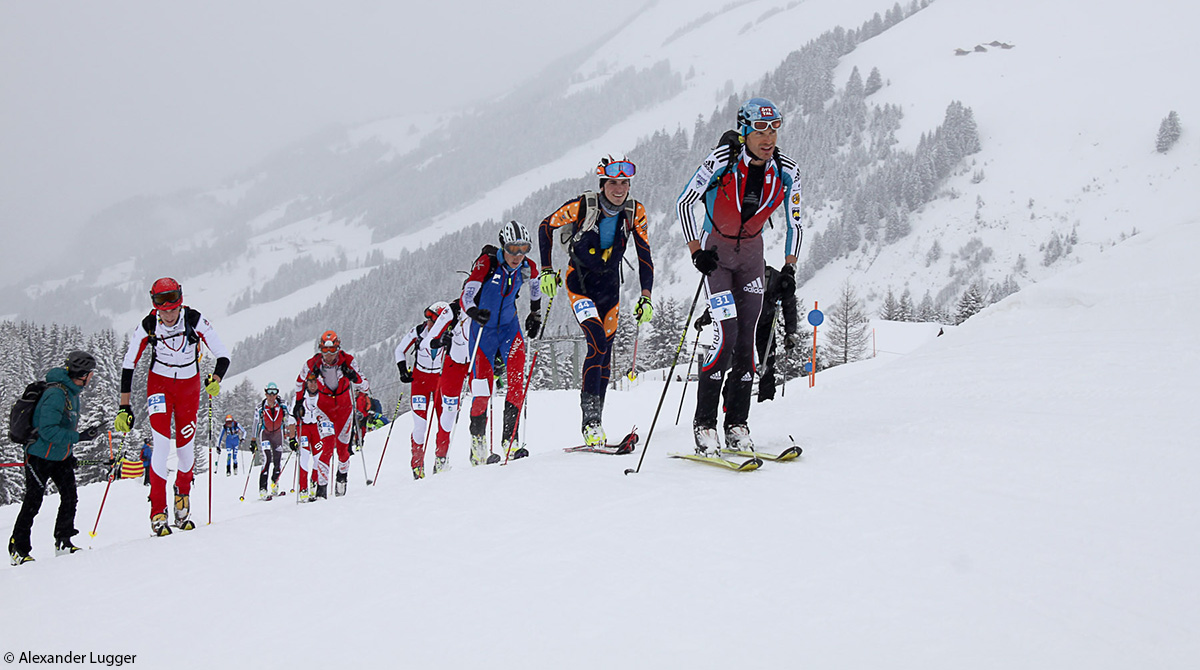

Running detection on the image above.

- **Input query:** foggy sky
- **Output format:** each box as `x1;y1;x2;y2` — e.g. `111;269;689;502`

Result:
0;0;645;285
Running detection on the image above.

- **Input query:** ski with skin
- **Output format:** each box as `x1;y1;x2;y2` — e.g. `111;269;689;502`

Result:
722;445;803;462
668;453;763;471
563;429;639;455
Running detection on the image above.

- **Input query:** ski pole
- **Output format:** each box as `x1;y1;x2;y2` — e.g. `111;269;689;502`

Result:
372;394;405;485
90;432;122;537
503;348;539;465
452;323;486;461
356;417;372;485
627;322;641;382
239;445;256;501
625;276;706;476
674;330;702;426
207;397;213;525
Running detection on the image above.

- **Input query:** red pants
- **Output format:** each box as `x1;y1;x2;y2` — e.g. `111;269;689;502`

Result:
410;368;449;468
145;373;201;518
469;333;527;419
313;394;352;485
297;423;325;492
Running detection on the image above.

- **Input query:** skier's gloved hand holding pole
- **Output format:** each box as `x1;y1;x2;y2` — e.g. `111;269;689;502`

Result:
525;311;542;339
340;363;360;383
79;425;102;442
635;296;654;324
396;361;413;384
539;269;560;299
204;374;221;397
466;306;491;325
691;248;719;275
779;264;797;297
292;402;304;423
114;405;135;433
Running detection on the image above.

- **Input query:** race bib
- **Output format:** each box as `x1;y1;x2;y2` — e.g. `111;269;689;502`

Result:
299;436;309;449
147;393;167;415
709;291;737;321
318;420;335;438
412;395;427;411
572;298;600;323
443;396;458;409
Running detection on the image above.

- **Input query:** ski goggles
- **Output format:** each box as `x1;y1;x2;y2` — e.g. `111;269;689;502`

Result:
151;289;182;307
319;343;340;354
749;119;783;132
265;389;279;396
503;241;532;255
598;160;636;179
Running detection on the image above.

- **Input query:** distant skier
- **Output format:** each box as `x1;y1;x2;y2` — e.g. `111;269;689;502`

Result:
537;155;655;448
140;436;153;486
676;98;803;454
395;301;457;478
293;330;368;497
460;220;542;463
115;277;230;536
217;414;245;476
253;382;293;498
8;351;102;565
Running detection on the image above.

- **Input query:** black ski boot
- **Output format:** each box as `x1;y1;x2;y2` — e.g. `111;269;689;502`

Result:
581;391;606;448
334;472;348;497
55;537;81;556
9;537;34;565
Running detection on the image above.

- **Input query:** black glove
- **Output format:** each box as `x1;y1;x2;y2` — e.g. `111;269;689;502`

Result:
288;438;298;452
217;447;222;455
694;311;712;331
525;312;542;339
396;361;413;384
691;248;719;275
249;439;258;453
430;329;452;350
340;363;361;383
466;306;491;325
78;424;102;442
779;264;796;297
293;402;305;422
785;332;801;351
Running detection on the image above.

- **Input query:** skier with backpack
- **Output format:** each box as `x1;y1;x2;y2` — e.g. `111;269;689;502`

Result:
8;351;103;564
217;414;245;476
537;155;655;447
293;373;330;501
252;382;293;499
293;330;369;497
114;277;230;536
676;98;803;455
460;220;543;463
395;300;457;478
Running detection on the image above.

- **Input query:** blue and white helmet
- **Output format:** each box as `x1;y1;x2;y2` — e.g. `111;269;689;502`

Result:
737;97;783;136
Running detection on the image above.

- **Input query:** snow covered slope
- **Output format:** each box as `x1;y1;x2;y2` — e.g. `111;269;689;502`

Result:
5;214;1197;667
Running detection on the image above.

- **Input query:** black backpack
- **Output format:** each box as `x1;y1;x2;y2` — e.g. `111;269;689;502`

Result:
8;381;69;445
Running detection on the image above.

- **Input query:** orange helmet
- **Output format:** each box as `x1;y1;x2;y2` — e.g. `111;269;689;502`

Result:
318;330;340;353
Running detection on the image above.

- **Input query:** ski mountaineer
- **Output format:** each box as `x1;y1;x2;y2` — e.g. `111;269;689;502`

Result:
140;437;152;486
293;373;331;501
217;414;245;476
252;382;294;498
395;301;457;479
537;155;655;448
9;352;103;565
293;330;369;497
676;97;803;454
460;220;542;463
115;278;230;536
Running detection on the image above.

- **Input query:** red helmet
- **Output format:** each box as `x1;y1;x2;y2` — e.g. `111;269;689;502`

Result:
150;277;183;310
318;330;340;353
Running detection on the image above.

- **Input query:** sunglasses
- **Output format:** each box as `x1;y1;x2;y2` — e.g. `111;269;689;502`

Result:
151;290;182;306
750;119;783;132
599;160;636;178
503;242;532;256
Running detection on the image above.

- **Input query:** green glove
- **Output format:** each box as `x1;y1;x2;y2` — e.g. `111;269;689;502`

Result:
635;295;654;324
539;269;560;298
114;405;135;433
204;374;221;397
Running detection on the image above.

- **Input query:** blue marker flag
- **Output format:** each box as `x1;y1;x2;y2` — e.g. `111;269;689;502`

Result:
807;309;824;327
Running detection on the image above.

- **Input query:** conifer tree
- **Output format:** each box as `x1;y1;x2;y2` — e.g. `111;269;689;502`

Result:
955;284;986;324
825;280;871;366
1156;111;1181;153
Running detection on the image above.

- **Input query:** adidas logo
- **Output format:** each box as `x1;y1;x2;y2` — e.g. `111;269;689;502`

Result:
709;371;723;380
740;372;753;382
743;278;765;295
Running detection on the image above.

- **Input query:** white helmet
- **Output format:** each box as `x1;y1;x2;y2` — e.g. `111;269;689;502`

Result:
498;220;531;248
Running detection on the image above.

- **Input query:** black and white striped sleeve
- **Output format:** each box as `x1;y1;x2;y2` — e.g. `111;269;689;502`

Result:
676;145;731;245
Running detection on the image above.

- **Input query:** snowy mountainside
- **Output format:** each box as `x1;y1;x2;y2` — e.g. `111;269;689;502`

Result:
4;214;1197;668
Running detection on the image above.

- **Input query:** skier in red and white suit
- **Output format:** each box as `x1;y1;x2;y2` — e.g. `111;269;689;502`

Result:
294;373;331;501
293;330;368;497
116;277;230;536
394;301;456;479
